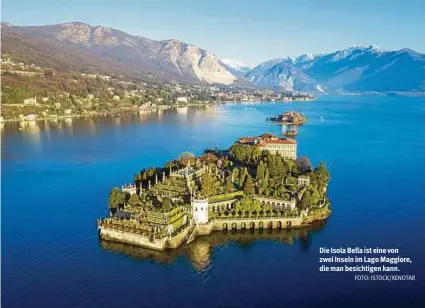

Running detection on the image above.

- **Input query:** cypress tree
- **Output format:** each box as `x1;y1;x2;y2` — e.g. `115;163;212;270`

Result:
243;175;255;195
239;167;248;186
256;161;265;182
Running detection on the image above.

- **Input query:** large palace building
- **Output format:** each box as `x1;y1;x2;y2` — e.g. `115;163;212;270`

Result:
238;133;297;160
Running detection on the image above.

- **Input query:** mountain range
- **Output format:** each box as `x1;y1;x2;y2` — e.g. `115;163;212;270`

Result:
2;22;424;92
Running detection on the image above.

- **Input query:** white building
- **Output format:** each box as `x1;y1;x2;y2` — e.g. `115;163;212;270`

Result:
298;175;310;187
260;138;297;160
23;97;37;105
238;133;297;160
25;114;37;121
192;197;209;225
176;96;189;103
122;184;137;195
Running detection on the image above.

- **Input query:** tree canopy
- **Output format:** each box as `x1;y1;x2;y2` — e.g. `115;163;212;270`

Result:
109;187;124;209
201;173;218;197
243;175;255;195
161;197;174;211
128;194;141;207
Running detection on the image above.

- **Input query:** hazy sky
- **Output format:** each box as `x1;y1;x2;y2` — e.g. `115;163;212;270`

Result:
2;0;424;64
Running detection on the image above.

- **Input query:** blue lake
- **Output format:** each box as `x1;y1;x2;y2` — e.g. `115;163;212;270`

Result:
2;96;425;307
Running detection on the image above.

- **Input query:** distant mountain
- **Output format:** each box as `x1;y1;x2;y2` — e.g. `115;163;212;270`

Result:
244;58;284;84
220;58;254;77
1;22;237;85
2;22;424;92
245;59;317;91
294;53;322;65
247;45;425;92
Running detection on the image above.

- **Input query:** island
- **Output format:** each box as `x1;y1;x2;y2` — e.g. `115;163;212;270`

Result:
97;133;331;251
267;112;307;125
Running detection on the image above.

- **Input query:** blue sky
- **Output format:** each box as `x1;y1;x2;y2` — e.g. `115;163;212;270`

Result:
2;0;424;64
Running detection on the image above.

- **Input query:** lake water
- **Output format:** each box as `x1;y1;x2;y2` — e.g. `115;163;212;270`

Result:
2;96;425;307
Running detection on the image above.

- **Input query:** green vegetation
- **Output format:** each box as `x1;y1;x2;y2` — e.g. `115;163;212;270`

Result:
201;173;219;197
243;175;255;195
101;134;330;244
108;187;125;209
1;54;314;121
209;191;244;202
229;144;262;163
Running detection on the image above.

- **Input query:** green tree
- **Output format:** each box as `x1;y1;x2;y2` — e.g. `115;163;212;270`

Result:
275;155;285;176
128;194;141;206
108;187;124;209
299;186;321;210
256;161;265;182
225;175;234;192
161;197;173;211
243;175;255;195
314;162;330;185
239;167;248;186
261;169;270;191
251;147;262;162
229;144;253;162
201;173;217;197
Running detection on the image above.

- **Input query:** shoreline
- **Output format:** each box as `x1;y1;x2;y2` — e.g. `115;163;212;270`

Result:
1;99;316;124
0;103;210;123
97;212;330;251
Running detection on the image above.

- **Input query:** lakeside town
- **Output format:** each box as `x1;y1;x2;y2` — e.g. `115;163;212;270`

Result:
0;54;315;123
98;132;331;251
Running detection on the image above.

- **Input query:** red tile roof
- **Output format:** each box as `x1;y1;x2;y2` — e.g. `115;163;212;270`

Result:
238;137;257;143
261;138;297;145
238;134;296;146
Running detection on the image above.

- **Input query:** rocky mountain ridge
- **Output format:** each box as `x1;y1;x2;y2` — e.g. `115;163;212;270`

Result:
1;22;236;85
248;45;425;92
2;22;424;92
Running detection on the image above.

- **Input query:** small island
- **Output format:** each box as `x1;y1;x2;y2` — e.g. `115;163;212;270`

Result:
268;111;307;125
97;133;331;251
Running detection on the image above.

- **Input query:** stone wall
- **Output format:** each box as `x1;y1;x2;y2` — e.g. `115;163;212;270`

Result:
211;217;303;230
167;226;192;248
100;216;305;250
99;224;192;251
99;226;168;250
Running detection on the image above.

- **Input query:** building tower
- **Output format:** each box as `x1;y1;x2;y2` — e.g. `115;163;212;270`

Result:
191;197;209;225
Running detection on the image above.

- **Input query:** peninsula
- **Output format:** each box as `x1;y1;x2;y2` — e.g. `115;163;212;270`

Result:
97;133;331;251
